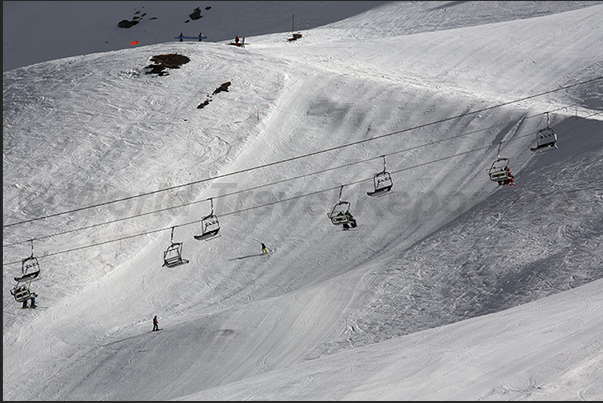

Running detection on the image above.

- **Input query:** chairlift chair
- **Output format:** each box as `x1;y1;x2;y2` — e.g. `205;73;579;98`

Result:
194;198;221;240
21;256;40;277
327;186;357;229
18;256;41;281
329;201;353;225
367;155;393;197
15;240;41;282
10;284;33;303
531;113;558;152
488;157;512;182
11;240;41;305
163;227;189;268
488;143;513;183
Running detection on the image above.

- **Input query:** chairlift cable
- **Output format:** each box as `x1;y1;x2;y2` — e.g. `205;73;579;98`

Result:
0;140;523;267
2;118;594;265
4;76;601;229
0;117;576;249
1;121;535;248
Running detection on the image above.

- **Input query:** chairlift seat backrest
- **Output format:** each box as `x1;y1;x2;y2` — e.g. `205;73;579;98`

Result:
330;213;352;225
328;201;354;225
163;227;189;267
368;171;393;196
194;214;220;240
10;285;32;302
368;156;393;196
22;256;40;277
488;158;511;182
196;198;221;240
164;243;182;258
532;112;558;152
537;128;556;143
531;128;558;152
374;171;392;188
329;201;350;215
202;214;220;234
163;242;188;267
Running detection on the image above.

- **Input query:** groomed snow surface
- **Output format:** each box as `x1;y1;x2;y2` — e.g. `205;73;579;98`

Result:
3;1;603;400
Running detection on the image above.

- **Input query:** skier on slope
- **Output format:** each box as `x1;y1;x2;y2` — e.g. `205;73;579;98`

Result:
261;242;268;254
153;315;159;331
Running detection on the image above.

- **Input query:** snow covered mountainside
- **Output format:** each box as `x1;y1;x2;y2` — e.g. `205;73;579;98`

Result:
3;1;603;400
2;0;391;72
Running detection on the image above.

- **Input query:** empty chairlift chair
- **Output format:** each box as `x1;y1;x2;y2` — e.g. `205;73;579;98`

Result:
531;112;558;152
163;227;189;268
194;198;221;241
15;239;41;282
367;155;393;197
327;185;358;230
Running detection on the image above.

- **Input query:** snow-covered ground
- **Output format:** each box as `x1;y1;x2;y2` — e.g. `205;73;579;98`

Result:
3;1;603;400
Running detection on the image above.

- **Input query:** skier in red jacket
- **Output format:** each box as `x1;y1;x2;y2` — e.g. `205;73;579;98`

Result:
153;316;159;331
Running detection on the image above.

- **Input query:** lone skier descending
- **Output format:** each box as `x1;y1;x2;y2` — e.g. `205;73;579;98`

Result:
261;242;268;254
153;315;159;331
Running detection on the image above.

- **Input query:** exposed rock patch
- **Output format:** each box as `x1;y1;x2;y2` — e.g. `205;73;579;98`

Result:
144;53;190;76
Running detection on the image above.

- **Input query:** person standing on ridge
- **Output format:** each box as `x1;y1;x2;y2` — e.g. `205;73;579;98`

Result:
153;315;159;331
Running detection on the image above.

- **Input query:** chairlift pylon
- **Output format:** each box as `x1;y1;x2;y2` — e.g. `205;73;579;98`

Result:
367;155;393;197
194;198;221;241
163;227;189;267
327;185;358;230
531;112;558;152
